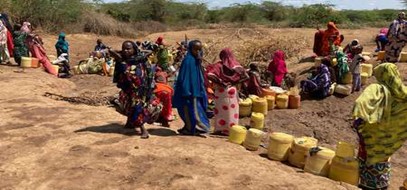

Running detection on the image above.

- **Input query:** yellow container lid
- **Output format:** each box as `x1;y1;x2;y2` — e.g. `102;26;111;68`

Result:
269;132;294;143
310;147;336;160
293;137;318;150
276;94;289;100
251;112;264;119
247;128;264;137
361;72;369;77
249;95;259;100
253;97;267;102
240;98;253;106
230;125;247;134
336;142;355;158
266;95;275;100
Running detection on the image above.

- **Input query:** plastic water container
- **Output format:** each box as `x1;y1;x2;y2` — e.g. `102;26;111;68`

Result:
276;94;289;109
335;142;355;158
361;63;373;77
31;58;39;68
328;156;359;186
342;72;353;84
329;83;337;95
250;112;264;130
362;52;371;57
266;95;275;110
288;95;301;109
400;52;407;62
252;97;268;115
228;125;247;145
361;72;369;85
304;147;336;177
314;57;322;67
331;58;338;66
243;128;265;151
335;84;352;96
249;95;259;101
267;132;294;161
288;137;318;168
262;88;276;97
239;98;252;117
377;51;385;61
109;66;115;77
51;65;59;75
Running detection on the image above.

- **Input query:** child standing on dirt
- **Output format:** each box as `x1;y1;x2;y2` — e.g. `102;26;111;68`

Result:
349;44;364;93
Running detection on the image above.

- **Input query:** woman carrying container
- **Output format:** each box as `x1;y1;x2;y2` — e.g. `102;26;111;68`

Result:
353;63;407;189
206;48;248;135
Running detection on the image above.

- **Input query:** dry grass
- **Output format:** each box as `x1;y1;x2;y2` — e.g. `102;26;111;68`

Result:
204;28;310;67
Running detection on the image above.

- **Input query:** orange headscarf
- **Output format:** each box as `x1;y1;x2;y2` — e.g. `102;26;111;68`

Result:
321;22;341;56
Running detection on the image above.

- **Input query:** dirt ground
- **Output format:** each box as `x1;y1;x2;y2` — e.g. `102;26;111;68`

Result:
0;27;406;190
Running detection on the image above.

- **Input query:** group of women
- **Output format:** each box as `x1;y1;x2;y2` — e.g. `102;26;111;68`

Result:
0;14;70;77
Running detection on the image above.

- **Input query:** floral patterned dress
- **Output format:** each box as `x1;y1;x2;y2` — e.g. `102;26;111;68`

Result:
117;58;156;127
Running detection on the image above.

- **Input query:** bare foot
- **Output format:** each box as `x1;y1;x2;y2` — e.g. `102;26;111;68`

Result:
140;125;149;139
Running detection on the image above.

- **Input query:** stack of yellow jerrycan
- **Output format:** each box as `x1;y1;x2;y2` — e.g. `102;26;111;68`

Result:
361;72;369;85
276;94;289;109
288;137;318;168
228;125;247;145
267;132;294;161
328;142;359;186
250;112;264;130
304;147;336;177
361;63;373;77
239;98;252;117
252;97;268;115
266;95;275;110
243;128;265;151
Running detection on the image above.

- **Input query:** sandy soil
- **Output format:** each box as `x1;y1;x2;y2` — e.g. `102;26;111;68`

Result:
0;27;406;190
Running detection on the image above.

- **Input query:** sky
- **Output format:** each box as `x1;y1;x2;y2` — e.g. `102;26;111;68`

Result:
104;0;406;10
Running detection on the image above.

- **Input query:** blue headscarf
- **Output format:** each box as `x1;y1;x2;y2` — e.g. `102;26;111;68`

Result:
173;40;207;109
55;32;69;53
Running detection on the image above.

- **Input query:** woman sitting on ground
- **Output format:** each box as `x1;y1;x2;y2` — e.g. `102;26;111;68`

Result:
244;63;270;96
300;63;331;99
267;50;287;87
206;48;248;135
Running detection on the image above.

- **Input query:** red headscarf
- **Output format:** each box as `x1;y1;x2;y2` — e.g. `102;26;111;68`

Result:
156;36;164;45
321;22;341;56
206;48;244;85
268;50;287;86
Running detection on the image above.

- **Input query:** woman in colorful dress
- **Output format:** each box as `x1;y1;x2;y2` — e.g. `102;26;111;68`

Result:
353;63;407;189
206;48;248;135
154;67;173;127
173;40;210;136
111;41;156;139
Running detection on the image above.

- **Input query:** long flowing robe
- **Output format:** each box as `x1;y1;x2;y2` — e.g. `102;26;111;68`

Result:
13;31;29;65
321;22;342;56
268;50;287;86
353;63;407;189
173;41;210;134
116;53;156;127
206;48;243;134
29;37;58;76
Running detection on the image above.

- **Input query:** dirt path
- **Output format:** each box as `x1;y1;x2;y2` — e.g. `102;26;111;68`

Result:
0;27;406;189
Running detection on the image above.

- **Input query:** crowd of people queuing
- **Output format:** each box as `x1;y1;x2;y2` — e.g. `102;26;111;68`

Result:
1;10;407;190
